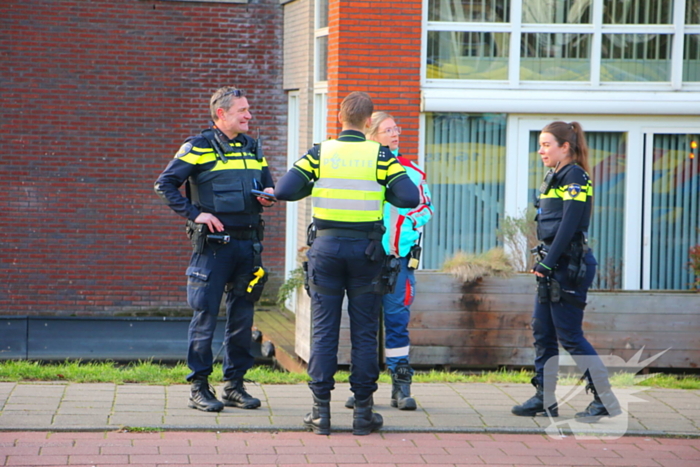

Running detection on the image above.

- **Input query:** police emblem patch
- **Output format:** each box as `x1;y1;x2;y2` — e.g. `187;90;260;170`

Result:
174;142;193;159
568;184;582;197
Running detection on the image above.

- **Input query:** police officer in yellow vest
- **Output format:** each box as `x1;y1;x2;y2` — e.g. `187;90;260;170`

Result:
275;92;419;435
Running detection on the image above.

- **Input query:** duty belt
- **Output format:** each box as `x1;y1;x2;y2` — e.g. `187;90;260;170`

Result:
225;227;258;240
316;228;373;239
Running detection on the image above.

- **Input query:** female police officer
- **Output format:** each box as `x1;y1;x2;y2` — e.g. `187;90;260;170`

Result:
511;121;621;423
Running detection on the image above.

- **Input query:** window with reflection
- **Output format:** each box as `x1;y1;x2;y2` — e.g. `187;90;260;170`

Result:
603;0;672;24
522;0;590;24
684;35;700;82
425;0;700;85
428;0;509;22
427;31;510;80
601;34;672;82
521;33;591;81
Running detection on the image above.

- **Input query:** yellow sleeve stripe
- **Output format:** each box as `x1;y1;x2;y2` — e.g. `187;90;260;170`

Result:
296;158;315;173
178;150;265;167
179;152;217;165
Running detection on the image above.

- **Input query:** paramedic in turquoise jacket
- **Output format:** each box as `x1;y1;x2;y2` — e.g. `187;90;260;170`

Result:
345;111;434;411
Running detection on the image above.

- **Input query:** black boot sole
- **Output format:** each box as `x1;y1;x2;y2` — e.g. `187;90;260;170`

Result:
304;421;330;435
223;400;261;409
391;397;417;410
352;424;382;436
575;408;622;423
188;400;224;412
353;415;383;435
511;407;559;417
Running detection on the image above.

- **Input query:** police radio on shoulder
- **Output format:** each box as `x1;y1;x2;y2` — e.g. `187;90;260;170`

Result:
251;189;276;201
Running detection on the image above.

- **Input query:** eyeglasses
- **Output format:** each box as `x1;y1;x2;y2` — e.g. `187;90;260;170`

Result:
381;126;402;136
213;89;244;105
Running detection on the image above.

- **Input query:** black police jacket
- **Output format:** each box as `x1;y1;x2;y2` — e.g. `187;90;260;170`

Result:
154;130;274;228
535;163;592;270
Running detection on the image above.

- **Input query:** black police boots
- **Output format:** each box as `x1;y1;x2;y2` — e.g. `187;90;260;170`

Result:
221;378;261;409
352;395;383;436
188;377;224;412
391;362;417;410
344;395;355;409
575;382;622;422
511;377;559;417
303;393;331;435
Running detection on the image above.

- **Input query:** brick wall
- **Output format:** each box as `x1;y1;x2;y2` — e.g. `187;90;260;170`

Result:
327;0;422;162
0;0;286;314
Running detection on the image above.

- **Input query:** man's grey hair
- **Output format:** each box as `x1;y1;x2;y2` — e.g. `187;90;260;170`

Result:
209;86;245;121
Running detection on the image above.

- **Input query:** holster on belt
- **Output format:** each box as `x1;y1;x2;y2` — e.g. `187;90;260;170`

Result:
185;220;207;254
566;234;588;286
536;275;550;304
306;223;317;247
302;261;310;297
364;223;386;262
381;255;401;295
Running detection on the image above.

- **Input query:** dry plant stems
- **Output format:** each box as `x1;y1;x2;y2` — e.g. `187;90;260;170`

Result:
442;247;515;283
690;243;700;290
276;246;310;306
496;207;538;272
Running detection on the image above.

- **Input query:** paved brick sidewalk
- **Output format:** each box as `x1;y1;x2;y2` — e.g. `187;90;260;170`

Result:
1;431;699;466
1;382;699;438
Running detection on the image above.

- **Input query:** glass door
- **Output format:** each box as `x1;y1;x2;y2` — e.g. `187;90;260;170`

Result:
510;117;644;290
512;118;700;290
644;132;700;290
524;129;628;290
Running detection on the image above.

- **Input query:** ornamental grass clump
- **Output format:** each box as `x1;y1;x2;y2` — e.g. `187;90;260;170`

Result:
442;247;515;284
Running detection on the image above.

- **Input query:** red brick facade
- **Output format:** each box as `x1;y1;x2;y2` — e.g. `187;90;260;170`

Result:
0;0;286;314
327;0;422;161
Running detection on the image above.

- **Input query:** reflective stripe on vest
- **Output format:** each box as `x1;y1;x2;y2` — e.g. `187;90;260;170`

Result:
312;139;385;222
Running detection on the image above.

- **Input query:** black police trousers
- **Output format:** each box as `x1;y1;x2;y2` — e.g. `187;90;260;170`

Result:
184;238;257;382
532;249;611;392
306;235;384;401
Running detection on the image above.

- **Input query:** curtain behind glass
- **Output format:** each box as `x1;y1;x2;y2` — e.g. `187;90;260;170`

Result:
520;33;591;81
528;130;627;290
423;113;507;269
604;0;672;24
684;35;700;82
522;0;591;23
601;33;672;81
650;134;700;290
428;0;510;22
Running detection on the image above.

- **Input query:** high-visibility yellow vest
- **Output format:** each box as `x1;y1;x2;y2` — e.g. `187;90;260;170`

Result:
312;139;385;223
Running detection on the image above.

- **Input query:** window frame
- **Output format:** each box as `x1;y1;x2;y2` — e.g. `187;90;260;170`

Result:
423;0;700;91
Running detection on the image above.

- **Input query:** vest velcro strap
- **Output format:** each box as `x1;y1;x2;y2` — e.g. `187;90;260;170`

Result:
316;228;371;239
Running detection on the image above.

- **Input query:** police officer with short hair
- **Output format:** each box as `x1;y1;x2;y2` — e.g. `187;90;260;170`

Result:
511;121;621;422
154;86;275;413
275;91;419;435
